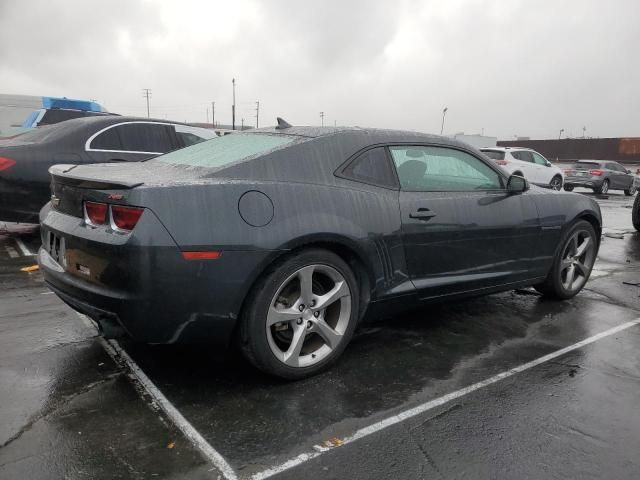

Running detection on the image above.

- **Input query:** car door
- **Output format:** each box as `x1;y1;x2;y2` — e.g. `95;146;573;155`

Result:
85;121;180;163
611;162;633;189
531;151;553;184
390;145;541;298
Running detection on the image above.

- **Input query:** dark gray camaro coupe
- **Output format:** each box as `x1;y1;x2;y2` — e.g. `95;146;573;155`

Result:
39;120;602;379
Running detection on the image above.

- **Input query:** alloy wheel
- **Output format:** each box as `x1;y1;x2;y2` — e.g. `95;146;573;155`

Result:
601;180;609;194
550;176;562;191
559;229;596;293
266;264;352;368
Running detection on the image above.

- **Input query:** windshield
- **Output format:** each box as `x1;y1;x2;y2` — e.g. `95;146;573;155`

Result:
152;132;296;168
481;150;505;160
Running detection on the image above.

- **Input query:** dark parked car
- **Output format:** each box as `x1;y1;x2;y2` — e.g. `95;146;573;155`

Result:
0;116;217;222
38;122;602;379
563;160;636;195
633;193;640;231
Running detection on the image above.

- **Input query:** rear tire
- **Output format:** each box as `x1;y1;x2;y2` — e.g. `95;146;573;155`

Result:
239;249;359;380
633;194;640;231
595;179;609;195
563;184;574;192
534;220;597;300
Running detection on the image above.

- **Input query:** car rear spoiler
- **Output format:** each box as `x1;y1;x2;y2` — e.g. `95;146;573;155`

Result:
49;164;144;189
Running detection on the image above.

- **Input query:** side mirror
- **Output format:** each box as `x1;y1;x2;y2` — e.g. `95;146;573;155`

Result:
545;161;552;167
507;174;528;194
626;169;632;174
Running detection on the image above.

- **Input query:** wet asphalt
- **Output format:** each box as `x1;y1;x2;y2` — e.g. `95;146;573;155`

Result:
1;189;639;479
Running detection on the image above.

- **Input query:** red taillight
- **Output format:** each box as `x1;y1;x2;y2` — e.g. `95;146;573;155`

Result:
589;169;604;176
85;201;108;225
181;251;222;260
495;160;509;166
111;205;144;231
0;156;16;172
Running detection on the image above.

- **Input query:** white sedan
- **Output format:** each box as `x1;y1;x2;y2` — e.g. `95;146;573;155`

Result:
480;147;564;190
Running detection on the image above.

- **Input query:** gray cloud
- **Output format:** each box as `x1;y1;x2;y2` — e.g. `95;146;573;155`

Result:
0;0;638;138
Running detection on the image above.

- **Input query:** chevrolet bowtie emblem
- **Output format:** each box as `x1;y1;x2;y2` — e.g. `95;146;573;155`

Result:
51;195;60;208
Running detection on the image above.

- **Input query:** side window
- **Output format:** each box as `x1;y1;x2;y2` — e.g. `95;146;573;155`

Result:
531;152;548;165
118;123;174;153
174;125;217;147
341;147;398;188
389;146;503;192
91;127;122;150
90;123;174;153
516;151;534;163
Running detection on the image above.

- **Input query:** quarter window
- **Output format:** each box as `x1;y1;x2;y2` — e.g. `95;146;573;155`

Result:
390;146;503;192
341;147;398;188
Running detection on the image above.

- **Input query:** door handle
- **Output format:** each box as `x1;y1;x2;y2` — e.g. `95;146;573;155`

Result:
410;208;437;220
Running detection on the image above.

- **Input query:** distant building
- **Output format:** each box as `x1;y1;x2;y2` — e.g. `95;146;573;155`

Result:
450;133;497;149
497;137;640;164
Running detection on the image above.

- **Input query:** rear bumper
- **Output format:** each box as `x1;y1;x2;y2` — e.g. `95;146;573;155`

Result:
564;177;603;189
39;208;278;345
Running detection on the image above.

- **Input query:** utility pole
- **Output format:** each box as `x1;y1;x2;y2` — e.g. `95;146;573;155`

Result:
558;128;564;140
440;107;448;135
206;108;209;123
582;126;586;138
142;88;152;118
320;111;325;126
212;101;215;128
232;78;236;130
241;118;244;130
255;101;260;128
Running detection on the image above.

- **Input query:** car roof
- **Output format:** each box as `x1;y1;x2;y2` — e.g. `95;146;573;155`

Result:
480;147;531;152
252;125;468;149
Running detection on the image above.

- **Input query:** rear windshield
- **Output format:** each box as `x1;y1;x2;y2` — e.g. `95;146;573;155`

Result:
573;161;601;169
152;132;296;168
7;123;65;143
481;150;505;160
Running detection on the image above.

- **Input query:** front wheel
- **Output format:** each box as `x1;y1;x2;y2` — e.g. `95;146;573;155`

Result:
549;175;563;191
534;220;597;299
624;184;636;196
563;184;574;192
239;249;359;380
633;194;640;231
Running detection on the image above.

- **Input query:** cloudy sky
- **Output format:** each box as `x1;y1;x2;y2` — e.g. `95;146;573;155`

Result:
1;0;638;139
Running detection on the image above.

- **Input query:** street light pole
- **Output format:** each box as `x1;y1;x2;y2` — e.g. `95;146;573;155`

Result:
320;111;324;126
440;107;448;135
558;128;564;140
232;78;236;130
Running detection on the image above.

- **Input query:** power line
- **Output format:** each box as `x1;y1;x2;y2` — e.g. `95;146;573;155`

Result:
142;88;152;118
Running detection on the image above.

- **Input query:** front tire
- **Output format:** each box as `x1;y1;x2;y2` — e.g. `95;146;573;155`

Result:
563;184;574;192
534;220;597;299
624;184;636;196
549;175;563;191
239;249;359;380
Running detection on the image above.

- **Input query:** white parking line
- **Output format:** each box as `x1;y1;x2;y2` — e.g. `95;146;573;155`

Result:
14;237;35;256
251;318;640;480
74;313;238;480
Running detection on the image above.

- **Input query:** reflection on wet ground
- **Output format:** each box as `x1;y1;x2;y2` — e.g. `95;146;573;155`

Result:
1;192;639;479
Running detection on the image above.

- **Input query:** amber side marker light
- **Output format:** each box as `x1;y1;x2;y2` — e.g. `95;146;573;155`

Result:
181;251;222;260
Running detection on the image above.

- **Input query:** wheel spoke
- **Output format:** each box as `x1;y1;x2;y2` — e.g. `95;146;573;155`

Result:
283;324;307;366
575;236;591;258
267;305;301;326
314;318;342;349
563;264;576;289
297;266;315;305
561;257;573;268
313;280;349;310
573;261;588;277
569;235;578;256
